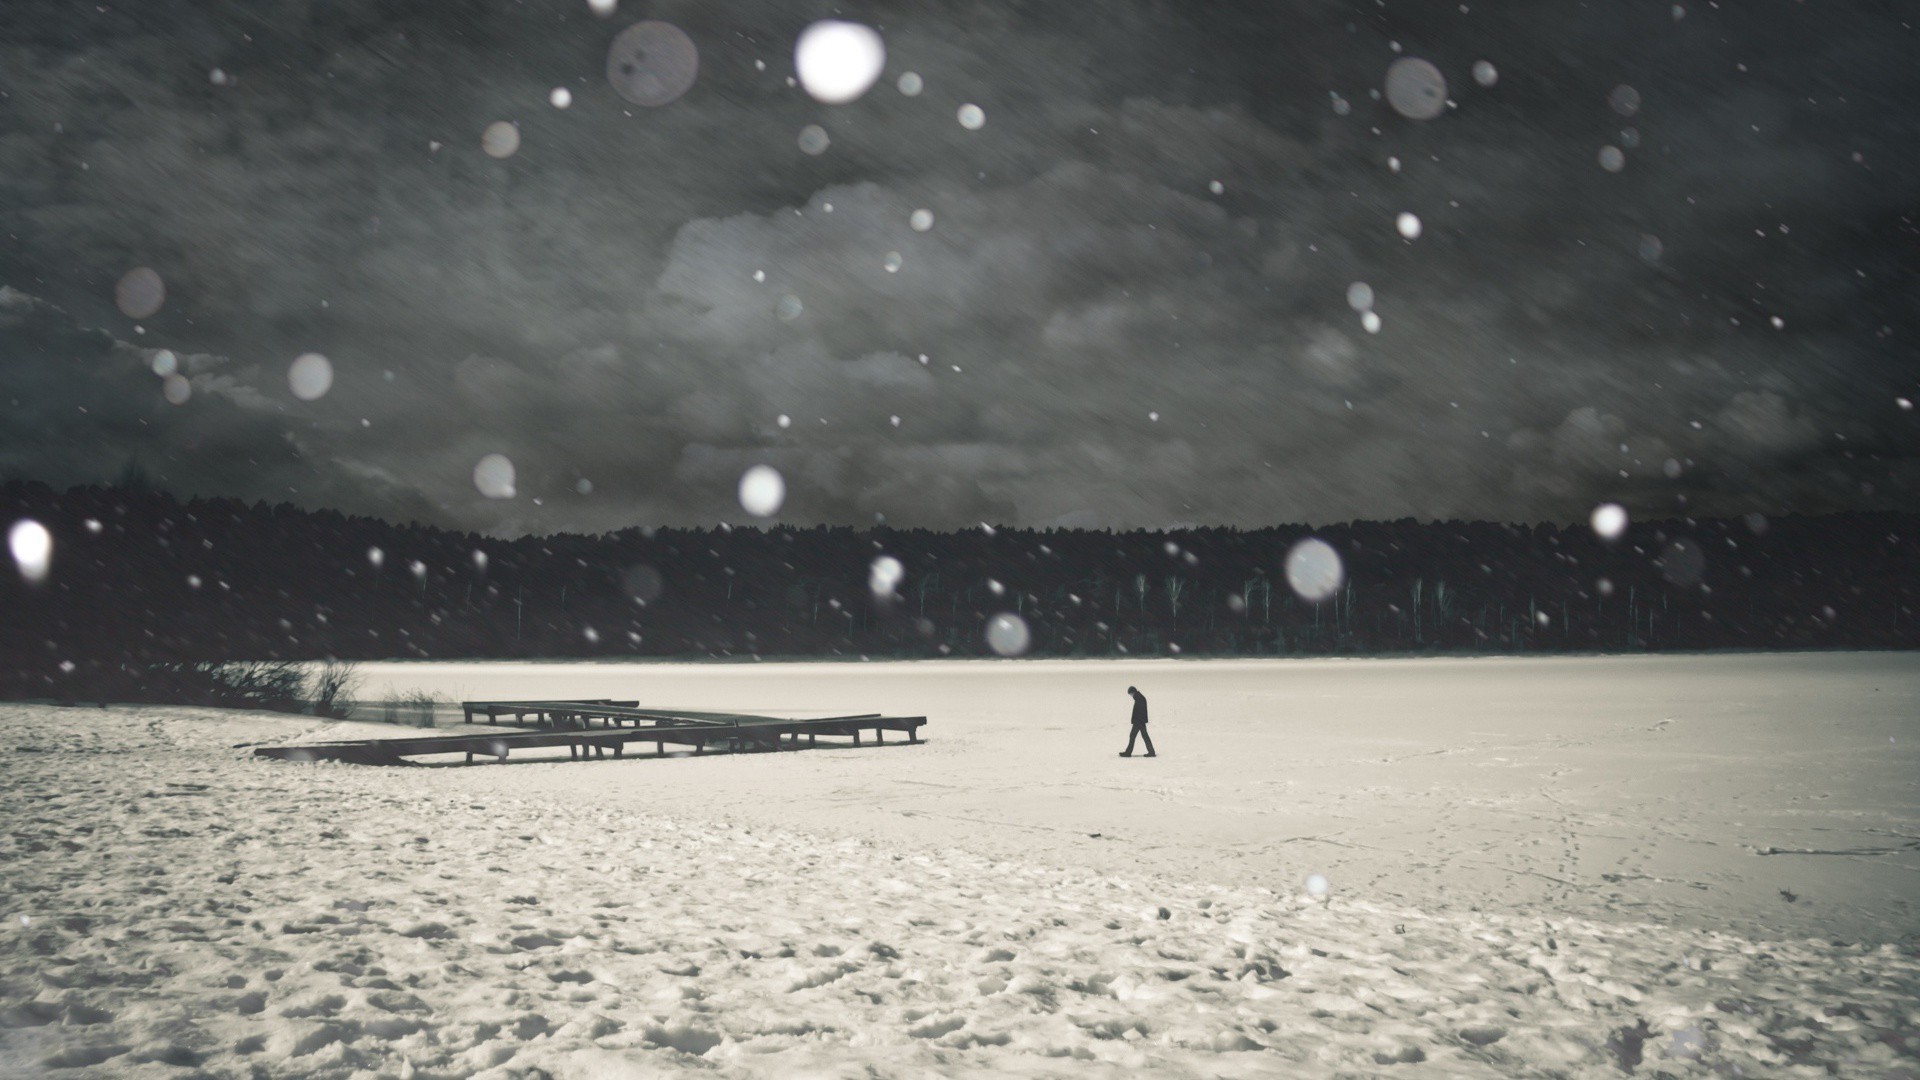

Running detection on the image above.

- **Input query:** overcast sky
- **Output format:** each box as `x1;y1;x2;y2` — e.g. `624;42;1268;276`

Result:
0;0;1914;534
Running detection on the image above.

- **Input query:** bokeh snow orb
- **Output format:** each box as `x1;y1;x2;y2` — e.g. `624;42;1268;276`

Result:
956;103;986;130
909;208;935;232
1396;212;1422;240
1638;234;1664;263
1285;538;1344;602
162;374;191;405
1608;84;1642;117
794;20;885;104
473;454;517;499
1209;179;1225;195
1361;310;1382;334
481;121;520;158
897;71;923;96
622;563;664;603
549;86;573;109
588;0;615;15
576;478;593;494
883;251;903;273
1590;502;1628;540
472;549;489;572
1305;873;1331;897
869;555;904;597
738;464;785;517
606;21;699;107
985;612;1031;656
775;294;804;321
150;349;177;377
1346;281;1375;311
288;352;333;401
1619;126;1641;149
368;546;384;568
1598;145;1626;172
797;124;831;155
1660;539;1706;587
9;519;52;584
115;267;165;319
1472;60;1498;87
1384;57;1448;120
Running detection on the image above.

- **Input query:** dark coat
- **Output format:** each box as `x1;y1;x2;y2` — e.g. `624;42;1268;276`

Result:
1129;692;1149;726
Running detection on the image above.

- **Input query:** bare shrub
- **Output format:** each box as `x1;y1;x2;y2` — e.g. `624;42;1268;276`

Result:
309;660;358;719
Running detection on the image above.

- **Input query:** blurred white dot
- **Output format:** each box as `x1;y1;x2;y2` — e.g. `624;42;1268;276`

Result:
1396;211;1422;240
368;546;385;568
1148;411;1160;422
897;71;923;96
115;267;165;319
794;20;885;104
777;413;792;428
150;349;177;377
987;578;1005;596
775;294;804;321
1638;234;1664;263
956;103;986;130
1388;155;1402;173
588;0;615;14
472;549;489;572
797;124;830;155
83;519;101;534
162;373;191;405
883;251;903;273
1346;281;1375;311
288;352;333;401
186;574;201;590
549;87;572;109
1384;57;1447;120
1472;60;1498;87
606;21;700;107
474;453;517;499
869;555;904;597
985;612;1031;656
1598;145;1626;172
9;519;52;584
1897;397;1914;411
410;560;427;579
1619;126;1641;149
209;67;230;86
1362;310;1382;334
1769;315;1785;330
1609;84;1642;117
752;269;766;283
1591;502;1628;540
909;208;935;232
739;464;786;517
481;121;520;158
1305;873;1330;897
1285;538;1344;602
1330;93;1351;116
889;414;901;427
1663;457;1683;479
576;478;594;494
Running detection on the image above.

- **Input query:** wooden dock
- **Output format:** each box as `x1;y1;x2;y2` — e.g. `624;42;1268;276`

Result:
254;700;927;766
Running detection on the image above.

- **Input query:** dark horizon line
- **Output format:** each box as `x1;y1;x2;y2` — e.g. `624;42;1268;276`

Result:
6;476;1913;541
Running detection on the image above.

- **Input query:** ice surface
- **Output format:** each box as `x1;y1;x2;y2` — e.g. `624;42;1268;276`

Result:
2;654;1914;1077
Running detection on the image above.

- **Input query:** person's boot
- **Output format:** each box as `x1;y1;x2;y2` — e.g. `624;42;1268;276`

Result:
1118;751;1132;757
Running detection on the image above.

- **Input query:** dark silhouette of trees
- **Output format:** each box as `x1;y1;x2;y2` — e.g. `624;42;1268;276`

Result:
2;480;1914;699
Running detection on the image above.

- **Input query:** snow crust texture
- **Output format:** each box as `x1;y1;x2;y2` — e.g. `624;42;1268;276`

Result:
2;682;1918;1078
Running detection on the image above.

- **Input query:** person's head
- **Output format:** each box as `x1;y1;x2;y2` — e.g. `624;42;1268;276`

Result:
1126;685;1138;696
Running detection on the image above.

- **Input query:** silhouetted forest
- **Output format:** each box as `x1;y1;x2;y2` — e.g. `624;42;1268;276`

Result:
3;481;1915;698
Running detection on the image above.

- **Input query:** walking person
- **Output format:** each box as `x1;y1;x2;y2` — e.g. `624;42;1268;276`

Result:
1119;685;1156;757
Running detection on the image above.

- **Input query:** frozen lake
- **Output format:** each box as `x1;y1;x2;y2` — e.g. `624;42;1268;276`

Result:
348;651;1920;943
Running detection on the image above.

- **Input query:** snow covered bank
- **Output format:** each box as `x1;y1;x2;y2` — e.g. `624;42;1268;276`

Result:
2;653;1917;1077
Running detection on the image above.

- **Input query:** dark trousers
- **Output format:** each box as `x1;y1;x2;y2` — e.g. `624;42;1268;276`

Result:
1123;723;1155;755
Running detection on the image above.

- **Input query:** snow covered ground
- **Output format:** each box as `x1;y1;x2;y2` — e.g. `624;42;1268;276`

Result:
2;653;1916;1078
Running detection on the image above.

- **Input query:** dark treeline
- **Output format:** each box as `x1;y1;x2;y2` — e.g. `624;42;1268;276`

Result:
3;481;1915;697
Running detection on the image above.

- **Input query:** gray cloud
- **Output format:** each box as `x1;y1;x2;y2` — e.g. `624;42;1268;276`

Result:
0;0;1913;533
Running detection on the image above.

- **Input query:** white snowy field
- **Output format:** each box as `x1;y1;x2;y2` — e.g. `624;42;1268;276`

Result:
2;654;1917;1079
